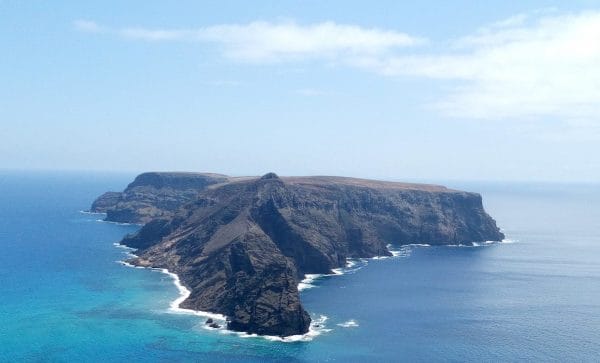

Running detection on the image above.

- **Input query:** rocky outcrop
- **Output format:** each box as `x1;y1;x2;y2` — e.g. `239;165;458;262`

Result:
100;172;504;337
90;172;229;223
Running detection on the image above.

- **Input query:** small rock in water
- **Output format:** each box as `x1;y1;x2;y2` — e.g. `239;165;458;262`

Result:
209;323;221;329
205;318;214;325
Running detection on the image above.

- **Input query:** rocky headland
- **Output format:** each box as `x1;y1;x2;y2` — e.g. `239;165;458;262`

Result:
93;172;504;337
91;172;230;223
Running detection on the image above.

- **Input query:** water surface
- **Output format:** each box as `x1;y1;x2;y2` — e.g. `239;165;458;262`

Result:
1;172;598;361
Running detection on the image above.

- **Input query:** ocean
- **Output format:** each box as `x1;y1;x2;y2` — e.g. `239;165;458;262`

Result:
1;171;599;362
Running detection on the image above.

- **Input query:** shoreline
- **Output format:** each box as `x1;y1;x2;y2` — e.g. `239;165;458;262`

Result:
114;238;514;341
114;243;227;321
79;210;106;215
113;242;329;342
79;210;143;226
97;219;143;226
298;239;514;291
297;243;427;292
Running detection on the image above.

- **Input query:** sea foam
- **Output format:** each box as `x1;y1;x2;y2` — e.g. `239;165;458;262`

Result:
297;266;353;292
156;268;228;322
298;273;327;291
113;242;136;251
337;319;359;328
97;219;141;226
297;244;418;291
218;315;331;342
79;210;106;215
160;265;330;342
115;243;227;321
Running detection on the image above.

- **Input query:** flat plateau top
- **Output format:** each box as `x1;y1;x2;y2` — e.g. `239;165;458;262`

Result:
222;174;455;192
140;172;458;193
280;176;453;192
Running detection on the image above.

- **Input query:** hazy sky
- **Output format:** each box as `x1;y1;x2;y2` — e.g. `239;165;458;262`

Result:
2;1;600;182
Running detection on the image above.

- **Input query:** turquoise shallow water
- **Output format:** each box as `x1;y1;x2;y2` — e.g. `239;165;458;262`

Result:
1;172;599;362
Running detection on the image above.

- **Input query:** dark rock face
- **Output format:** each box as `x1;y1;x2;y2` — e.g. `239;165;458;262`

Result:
90;172;229;223
90;192;121;212
101;172;504;337
260;172;280;180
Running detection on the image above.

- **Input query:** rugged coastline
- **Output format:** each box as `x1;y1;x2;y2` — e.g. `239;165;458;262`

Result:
93;172;504;337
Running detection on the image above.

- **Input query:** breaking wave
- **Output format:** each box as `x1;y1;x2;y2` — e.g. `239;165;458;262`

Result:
337;319;359;328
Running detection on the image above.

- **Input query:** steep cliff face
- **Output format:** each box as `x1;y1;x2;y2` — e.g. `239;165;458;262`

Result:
91;172;229;223
113;173;504;337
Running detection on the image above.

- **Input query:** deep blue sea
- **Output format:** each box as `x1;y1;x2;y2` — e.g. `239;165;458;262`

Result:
1;171;599;362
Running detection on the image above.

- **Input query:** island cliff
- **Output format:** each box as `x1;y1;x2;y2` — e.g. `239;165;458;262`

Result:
93;172;504;337
91;172;230;223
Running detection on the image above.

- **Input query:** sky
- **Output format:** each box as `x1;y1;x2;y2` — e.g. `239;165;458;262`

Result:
1;0;600;182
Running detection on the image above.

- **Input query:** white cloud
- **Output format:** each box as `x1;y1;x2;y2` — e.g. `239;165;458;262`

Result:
75;12;600;122
74;20;423;62
358;11;600;121
74;20;105;33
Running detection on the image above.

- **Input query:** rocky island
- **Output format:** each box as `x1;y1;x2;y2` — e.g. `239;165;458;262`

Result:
92;172;504;337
